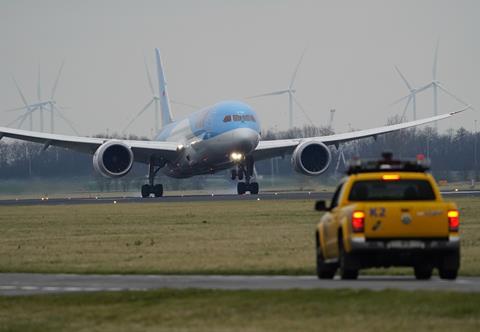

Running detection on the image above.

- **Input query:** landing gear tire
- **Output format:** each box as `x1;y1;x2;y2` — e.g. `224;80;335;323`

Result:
250;182;259;195
141;184;151;198
237;182;259;195
231;169;237;180
153;184;164;197
237;182;246;195
142;159;165;198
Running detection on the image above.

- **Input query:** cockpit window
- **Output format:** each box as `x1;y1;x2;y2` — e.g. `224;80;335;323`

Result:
224;114;256;122
242;115;256;122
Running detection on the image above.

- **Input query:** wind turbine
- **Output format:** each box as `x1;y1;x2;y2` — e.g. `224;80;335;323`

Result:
390;66;427;121
247;50;308;129
391;42;471;125
422;42;471;120
6;77;34;130
5;62;79;135
329;109;336;129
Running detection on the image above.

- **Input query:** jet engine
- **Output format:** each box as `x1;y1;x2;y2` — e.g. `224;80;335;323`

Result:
93;141;134;178
291;141;332;176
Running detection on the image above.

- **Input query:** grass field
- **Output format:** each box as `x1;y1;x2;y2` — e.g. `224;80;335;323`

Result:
1;289;480;331
0;197;479;275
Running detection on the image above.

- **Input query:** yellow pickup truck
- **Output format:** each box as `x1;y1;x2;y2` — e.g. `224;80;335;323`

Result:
315;153;460;280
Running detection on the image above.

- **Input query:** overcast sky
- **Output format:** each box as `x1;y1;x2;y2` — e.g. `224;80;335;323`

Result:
0;0;478;137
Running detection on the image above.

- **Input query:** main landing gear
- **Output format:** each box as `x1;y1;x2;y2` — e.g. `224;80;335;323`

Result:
232;156;259;195
141;161;164;198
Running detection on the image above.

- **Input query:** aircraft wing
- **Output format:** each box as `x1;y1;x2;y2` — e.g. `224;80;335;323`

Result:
253;107;470;161
0;126;179;164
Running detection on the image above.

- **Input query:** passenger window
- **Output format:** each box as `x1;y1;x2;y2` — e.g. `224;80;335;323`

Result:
330;183;344;209
233;115;241;121
223;115;231;122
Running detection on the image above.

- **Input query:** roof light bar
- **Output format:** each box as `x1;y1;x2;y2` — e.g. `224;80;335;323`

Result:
382;174;400;181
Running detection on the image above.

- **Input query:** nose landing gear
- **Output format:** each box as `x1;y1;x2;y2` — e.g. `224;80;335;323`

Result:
233;156;259;195
141;160;164;198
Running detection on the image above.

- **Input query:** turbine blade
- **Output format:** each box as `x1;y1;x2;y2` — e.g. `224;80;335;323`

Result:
11;76;30;108
16;112;30;128
7;113;26;127
433;40;439;80
136;99;155;117
415;82;433;94
400;95;412;120
289;48;307;89
437;83;470;106
170;99;199;109
246;89;290;99
122;99;155;132
389;93;411;107
292;95;314;125
54;105;79;135
37;64;41;101
144;56;155;95
394;65;412;90
3;106;29;113
50;60;65;100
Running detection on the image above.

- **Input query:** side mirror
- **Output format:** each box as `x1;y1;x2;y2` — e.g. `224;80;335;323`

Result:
315;200;329;211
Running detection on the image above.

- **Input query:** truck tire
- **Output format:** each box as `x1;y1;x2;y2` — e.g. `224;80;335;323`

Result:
338;236;359;280
414;265;433;280
439;250;460;280
316;234;336;279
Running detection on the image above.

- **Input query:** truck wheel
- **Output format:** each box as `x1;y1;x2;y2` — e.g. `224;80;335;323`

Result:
316;235;336;279
439;250;460;280
414;265;433;280
338;238;359;280
439;269;458;280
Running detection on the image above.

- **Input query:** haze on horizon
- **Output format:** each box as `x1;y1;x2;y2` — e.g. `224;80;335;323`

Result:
0;0;478;137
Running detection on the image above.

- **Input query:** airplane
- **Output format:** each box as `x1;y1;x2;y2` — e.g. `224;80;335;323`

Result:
0;49;470;197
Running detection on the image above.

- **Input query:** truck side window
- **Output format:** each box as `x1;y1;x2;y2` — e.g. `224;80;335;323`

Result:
330;183;344;209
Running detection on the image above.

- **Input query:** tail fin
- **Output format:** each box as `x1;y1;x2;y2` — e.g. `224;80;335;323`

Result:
155;48;173;127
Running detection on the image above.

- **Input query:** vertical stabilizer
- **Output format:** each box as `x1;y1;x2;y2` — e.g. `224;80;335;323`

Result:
155;48;173;127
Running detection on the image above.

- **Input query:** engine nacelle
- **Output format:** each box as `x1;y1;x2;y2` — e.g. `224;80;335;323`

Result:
291;141;332;176
93;141;134;178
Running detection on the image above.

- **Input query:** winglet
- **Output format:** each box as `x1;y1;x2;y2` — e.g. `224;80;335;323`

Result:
450;105;473;115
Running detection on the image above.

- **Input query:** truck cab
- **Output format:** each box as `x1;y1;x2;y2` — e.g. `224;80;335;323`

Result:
315;152;460;280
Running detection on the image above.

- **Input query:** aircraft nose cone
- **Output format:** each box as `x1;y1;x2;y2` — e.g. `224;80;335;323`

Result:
235;128;260;154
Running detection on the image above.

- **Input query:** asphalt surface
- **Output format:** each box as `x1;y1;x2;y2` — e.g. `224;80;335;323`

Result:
0;273;479;296
0;190;479;206
0;191;332;206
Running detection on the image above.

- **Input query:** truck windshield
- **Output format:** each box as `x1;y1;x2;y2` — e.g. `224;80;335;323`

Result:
348;180;436;201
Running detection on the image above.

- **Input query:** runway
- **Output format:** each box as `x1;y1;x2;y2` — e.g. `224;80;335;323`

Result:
0;190;479;206
1;273;479;296
0;191;331;206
